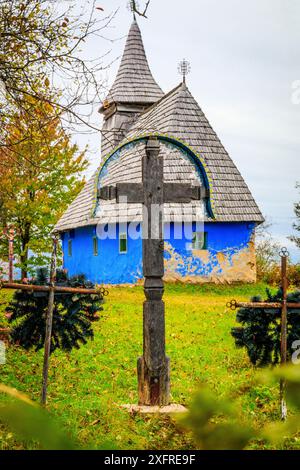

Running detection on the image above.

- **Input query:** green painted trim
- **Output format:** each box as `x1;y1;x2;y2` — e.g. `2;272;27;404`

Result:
92;133;216;218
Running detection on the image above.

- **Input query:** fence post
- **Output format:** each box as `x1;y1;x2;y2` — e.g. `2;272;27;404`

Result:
279;247;289;421
41;235;58;406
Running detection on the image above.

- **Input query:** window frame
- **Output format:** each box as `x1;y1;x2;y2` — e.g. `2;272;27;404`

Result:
68;239;73;257
192;231;208;251
93;236;99;256
119;231;128;254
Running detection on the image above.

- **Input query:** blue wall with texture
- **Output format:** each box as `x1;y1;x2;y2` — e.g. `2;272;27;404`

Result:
62;222;255;285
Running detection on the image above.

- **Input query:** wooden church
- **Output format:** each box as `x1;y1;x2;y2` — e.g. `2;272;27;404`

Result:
55;19;264;285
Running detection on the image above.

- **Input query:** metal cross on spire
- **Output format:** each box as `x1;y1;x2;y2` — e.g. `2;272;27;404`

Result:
178;58;191;84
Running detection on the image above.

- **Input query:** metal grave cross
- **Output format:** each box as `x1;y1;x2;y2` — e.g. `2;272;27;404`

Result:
1;236;108;406
227;248;300;421
98;137;208;406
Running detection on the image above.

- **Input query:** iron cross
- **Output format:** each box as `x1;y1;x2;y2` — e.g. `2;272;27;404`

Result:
98;137;208;406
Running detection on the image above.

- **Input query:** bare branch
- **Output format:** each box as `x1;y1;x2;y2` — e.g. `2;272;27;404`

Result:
131;0;151;18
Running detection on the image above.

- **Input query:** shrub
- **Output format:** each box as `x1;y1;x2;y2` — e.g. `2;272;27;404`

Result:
288;264;300;287
6;269;104;354
257;263;300;287
181;364;300;450
231;288;300;366
255;226;281;284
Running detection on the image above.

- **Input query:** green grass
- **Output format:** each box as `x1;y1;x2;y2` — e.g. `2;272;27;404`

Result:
0;282;293;450
0;289;13;327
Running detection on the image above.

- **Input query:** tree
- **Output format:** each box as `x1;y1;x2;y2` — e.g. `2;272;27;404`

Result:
255;220;281;283
289;182;300;249
130;0;151;18
0;0;115;152
0;97;88;278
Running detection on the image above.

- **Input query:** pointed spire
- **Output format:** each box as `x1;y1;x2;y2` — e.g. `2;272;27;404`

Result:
102;20;163;108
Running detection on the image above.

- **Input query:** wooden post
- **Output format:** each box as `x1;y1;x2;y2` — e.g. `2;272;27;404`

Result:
3;227;16;283
8;231;14;283
280;250;288;420
137;138;170;406
41;235;58;406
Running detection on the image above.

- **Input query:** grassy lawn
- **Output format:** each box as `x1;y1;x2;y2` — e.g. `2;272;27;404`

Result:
0;282;293;450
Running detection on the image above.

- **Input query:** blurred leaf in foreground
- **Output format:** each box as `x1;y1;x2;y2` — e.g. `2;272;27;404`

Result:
0;384;75;450
182;365;300;449
180;387;255;450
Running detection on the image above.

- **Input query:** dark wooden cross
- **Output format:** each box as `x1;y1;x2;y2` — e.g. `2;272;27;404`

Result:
227;248;300;420
98;137;208;406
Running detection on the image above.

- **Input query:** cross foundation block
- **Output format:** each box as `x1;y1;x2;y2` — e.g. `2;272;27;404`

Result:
121;403;187;415
137;355;170;406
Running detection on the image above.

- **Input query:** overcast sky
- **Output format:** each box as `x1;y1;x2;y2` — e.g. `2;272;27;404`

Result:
74;0;300;261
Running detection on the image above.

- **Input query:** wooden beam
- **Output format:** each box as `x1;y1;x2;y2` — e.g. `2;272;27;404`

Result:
116;183;143;203
0;328;10;336
97;186;117;201
99;183;209;204
2;283;100;295
41;237;57;406
233;302;300;309
163;183;200;203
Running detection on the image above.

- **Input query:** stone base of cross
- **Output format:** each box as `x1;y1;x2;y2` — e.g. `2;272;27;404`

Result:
99;137;204;406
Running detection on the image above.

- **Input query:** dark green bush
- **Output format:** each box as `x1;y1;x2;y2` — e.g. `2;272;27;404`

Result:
6;268;104;354
231;289;300;366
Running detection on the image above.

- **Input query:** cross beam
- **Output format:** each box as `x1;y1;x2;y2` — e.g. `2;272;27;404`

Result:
98;137;208;406
1;282;107;296
98;183;209;204
228;301;300;310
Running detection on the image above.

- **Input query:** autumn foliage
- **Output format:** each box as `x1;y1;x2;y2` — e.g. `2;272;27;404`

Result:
0;97;88;276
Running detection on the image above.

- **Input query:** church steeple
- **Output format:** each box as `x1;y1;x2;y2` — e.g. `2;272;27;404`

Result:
100;20;163;156
102;20;163;108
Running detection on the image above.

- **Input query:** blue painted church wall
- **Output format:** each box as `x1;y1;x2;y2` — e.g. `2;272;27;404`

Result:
61;222;256;285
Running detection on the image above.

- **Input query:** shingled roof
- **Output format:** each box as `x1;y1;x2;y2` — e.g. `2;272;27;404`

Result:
55;82;263;232
55;19;264;233
101;20;164;107
124;83;264;223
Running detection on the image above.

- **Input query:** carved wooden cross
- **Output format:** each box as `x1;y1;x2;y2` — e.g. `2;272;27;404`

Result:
98;137;208;406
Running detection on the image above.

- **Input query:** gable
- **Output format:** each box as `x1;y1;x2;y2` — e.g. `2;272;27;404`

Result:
123;83;264;224
55;83;263;232
95;139;208;224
